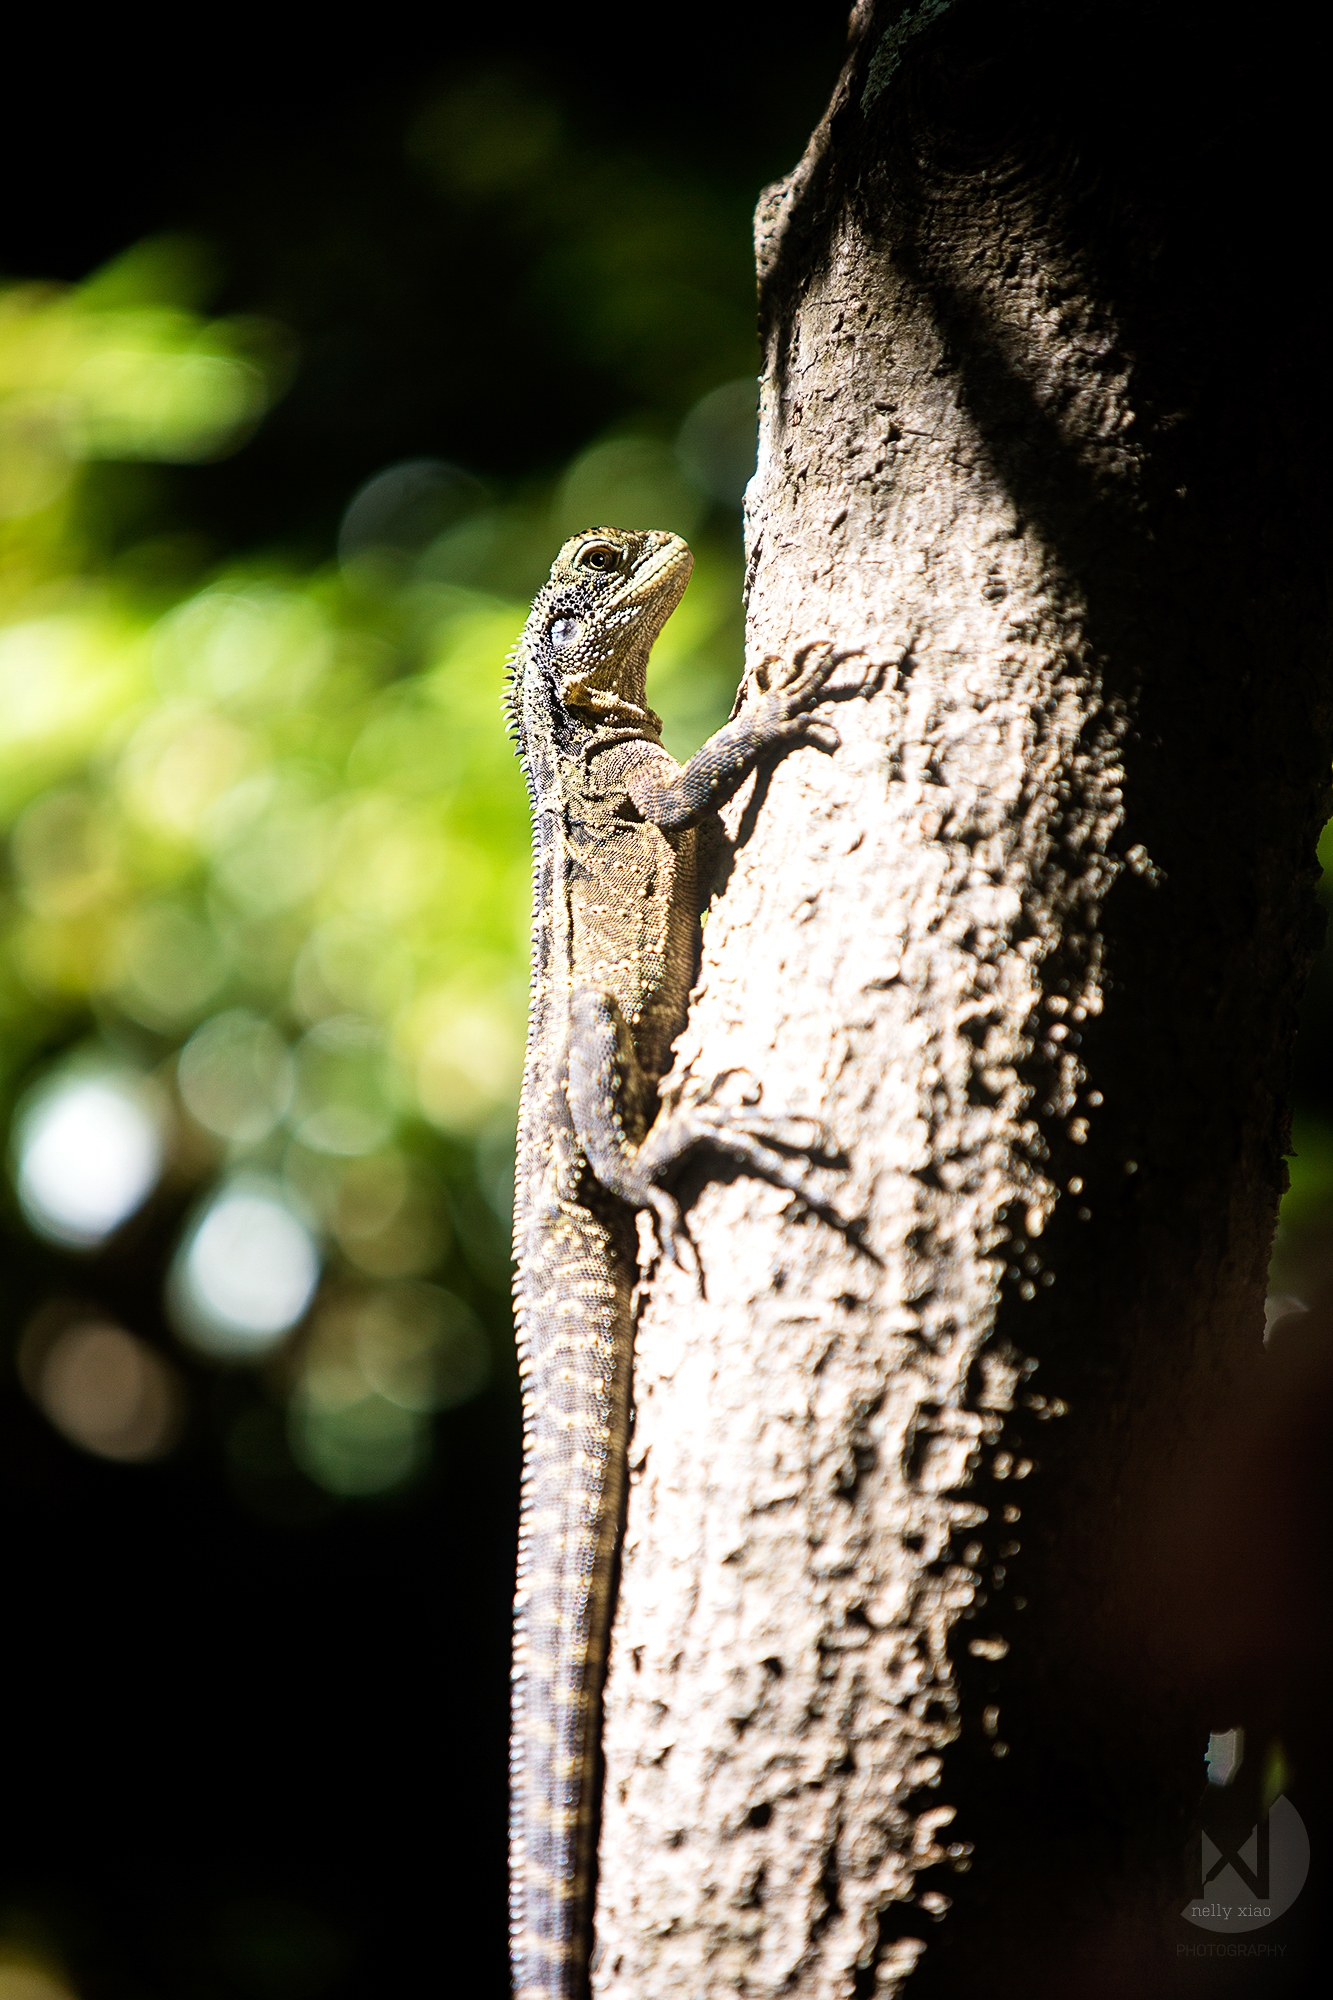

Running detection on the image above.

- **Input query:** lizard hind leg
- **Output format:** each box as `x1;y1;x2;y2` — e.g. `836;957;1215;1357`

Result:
565;986;694;1269
568;986;853;1268
637;1092;851;1241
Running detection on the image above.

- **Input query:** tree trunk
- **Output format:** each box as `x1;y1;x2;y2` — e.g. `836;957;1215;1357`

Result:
593;5;1328;1994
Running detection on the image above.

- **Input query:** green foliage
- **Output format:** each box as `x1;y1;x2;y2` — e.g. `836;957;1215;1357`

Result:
1279;1115;1333;1235
0;223;749;1505
0;236;288;533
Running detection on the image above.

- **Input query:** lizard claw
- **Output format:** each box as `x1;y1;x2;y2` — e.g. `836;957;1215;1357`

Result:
685;1101;834;1157
753;638;839;712
790;716;840;753
647;1187;698;1278
747;641;879;732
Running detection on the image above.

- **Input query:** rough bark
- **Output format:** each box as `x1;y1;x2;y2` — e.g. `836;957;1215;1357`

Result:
594;6;1328;1994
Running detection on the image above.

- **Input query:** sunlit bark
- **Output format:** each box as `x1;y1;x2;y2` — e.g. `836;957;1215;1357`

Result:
594;5;1328;1993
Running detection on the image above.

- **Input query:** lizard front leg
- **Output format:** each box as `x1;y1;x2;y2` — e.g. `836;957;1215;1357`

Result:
567;987;838;1266
622;641;864;832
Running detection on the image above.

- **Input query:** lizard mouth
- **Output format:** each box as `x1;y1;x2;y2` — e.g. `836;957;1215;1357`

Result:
604;532;693;623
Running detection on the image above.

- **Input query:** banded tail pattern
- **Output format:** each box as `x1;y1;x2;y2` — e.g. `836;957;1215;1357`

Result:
509;1196;635;2000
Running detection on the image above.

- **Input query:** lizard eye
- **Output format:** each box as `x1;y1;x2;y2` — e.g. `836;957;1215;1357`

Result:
574;542;621;573
549;618;582;650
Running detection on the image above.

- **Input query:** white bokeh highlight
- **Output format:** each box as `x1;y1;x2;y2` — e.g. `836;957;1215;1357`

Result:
15;1072;164;1247
169;1177;320;1359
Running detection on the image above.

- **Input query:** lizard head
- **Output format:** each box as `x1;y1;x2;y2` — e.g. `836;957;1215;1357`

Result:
509;527;693;752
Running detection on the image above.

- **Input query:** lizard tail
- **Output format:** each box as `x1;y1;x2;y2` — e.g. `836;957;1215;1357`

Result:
510;1198;635;1999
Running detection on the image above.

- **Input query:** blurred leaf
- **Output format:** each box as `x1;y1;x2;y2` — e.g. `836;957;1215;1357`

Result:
1280;1114;1333;1235
1;224;748;1506
74;233;224;313
1;263;291;492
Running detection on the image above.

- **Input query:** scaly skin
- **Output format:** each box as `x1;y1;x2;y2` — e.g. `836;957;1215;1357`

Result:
507;526;848;1999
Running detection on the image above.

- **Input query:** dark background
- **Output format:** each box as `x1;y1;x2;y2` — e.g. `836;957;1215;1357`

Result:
2;10;849;558
0;8;851;1997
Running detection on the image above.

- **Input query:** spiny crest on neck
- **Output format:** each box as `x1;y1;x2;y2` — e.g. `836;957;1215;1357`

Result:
505;527;693;759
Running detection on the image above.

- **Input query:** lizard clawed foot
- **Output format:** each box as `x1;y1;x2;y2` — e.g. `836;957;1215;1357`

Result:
637;1100;861;1250
685;1104;838;1161
643;1185;698;1278
749;638;840;711
791;716;841;753
741;641;880;754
